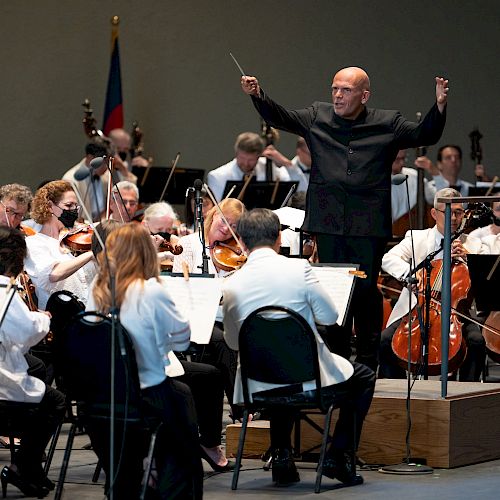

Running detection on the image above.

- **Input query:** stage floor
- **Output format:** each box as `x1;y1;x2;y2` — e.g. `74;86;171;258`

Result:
3;362;499;499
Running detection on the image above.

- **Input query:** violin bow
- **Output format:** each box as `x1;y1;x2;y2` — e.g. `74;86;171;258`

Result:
159;152;181;203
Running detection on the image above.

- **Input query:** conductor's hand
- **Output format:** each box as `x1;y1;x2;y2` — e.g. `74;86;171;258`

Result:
435;77;449;113
241;76;261;97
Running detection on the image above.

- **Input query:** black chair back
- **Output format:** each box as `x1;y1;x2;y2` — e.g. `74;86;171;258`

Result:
57;311;142;419
46;290;85;339
238;305;322;407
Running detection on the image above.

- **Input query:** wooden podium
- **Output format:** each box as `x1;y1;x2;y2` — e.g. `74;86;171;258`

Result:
226;379;500;468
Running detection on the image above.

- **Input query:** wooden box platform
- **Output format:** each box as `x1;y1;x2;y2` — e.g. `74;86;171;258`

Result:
226;380;500;468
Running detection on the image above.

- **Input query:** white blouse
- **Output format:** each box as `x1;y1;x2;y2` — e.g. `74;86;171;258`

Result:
24;232;96;309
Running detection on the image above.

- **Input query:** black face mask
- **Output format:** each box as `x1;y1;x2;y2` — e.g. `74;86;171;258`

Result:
118;151;128;162
58;208;79;228
152;231;171;242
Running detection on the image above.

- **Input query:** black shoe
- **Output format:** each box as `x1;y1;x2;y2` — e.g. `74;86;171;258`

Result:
0;466;50;498
271;449;300;486
321;451;364;486
199;446;235;472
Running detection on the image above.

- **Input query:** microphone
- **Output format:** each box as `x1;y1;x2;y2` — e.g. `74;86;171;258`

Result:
194;179;203;206
73;156;106;181
392;173;408;186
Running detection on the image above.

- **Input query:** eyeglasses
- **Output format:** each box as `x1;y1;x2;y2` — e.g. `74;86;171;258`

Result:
435;208;465;218
57;202;80;211
0;201;25;219
121;200;138;207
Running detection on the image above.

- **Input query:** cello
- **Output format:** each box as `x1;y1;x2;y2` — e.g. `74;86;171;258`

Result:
391;255;470;376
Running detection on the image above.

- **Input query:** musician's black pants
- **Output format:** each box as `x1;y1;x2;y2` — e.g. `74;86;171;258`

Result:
269;362;376;452
316;234;387;371
379;319;486;381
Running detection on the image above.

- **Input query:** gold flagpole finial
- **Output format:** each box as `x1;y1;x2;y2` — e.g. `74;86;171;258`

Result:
111;15;120;26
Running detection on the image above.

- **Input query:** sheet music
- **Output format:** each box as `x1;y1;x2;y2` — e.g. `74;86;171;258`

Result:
312;265;357;326
160;276;222;344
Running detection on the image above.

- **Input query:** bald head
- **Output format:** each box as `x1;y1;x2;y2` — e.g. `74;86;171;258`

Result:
331;66;371;119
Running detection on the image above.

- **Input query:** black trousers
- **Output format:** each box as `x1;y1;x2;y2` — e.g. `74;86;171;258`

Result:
141;378;203;500
316;234;387;372
13;385;66;482
379;319;486;381
269;362;376;453
193;323;239;419
178;360;224;448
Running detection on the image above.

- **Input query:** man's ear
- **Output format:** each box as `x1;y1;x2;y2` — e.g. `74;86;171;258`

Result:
361;90;370;105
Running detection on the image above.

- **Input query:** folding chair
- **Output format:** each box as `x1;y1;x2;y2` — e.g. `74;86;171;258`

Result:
231;305;356;494
53;311;161;500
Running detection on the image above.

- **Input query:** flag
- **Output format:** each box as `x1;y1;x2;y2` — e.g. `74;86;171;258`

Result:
102;16;123;136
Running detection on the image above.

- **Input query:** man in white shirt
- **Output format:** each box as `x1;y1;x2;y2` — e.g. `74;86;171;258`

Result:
391;149;436;222
207;132;293;202
379;188;484;381
223;208;375;487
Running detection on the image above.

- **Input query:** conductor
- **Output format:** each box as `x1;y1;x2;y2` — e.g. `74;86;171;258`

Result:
241;67;448;370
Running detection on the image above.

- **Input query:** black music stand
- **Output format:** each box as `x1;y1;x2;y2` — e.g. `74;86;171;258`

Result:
467;255;500;314
132;166;205;204
221;180;299;210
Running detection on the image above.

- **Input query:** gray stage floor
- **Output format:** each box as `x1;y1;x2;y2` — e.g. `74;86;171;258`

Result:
2;361;500;499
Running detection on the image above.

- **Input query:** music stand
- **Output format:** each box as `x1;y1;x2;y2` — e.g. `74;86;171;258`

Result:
467;255;500;314
132;166;205;204
221;180;299;209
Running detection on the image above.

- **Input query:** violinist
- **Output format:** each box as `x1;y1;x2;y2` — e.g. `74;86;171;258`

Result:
378;188;485;381
172;198;246;421
109;181;139;222
0;225;66;498
24;180;95;309
0;183;33;233
470;196;500;243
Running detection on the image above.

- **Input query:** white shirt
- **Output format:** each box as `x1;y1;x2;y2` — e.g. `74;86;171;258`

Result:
287;156;309;192
87;278;191;389
382;226;482;326
0;276;50;402
431;175;474;196
469;224;496;241
480;234;500;254
222;248;353;403
24;232;96;309
391;167;436;222
206;157;292;202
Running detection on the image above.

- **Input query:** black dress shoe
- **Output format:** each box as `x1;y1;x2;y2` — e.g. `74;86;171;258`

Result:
271;449;300;486
321;451;364;486
199;446;235;472
0;466;50;498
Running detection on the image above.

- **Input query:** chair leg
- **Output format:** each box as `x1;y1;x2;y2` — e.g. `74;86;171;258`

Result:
231;409;250;490
54;422;77;500
44;422;62;475
315;405;334;494
91;460;101;483
140;423;162;500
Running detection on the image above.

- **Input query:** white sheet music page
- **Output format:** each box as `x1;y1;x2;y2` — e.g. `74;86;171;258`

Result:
159;276;222;344
311;265;357;326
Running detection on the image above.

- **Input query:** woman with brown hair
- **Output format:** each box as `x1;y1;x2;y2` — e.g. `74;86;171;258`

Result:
24;180;95;309
87;223;203;498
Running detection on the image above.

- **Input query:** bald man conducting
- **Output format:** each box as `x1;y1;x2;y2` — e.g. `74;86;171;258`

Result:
241;67;448;372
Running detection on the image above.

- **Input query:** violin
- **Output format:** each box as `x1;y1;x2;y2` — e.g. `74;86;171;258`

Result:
158;239;183;255
391;258;470;375
20;224;37;236
61;225;94;253
210;237;247;272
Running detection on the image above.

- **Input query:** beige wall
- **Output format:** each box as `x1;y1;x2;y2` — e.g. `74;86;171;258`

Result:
0;0;498;191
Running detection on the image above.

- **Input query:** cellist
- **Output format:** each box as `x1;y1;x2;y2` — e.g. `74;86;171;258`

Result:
378;188;485;381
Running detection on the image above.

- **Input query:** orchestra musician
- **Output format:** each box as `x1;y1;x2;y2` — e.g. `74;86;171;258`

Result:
108;181;140;222
391;149;436;223
87;223;203;498
206;132;292;202
378;188;485;381
469;195;500;242
0;183;33;233
222;208;375;486
241;67;448;372
24;180;95;309
172;198;246;420
0;226;66;498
